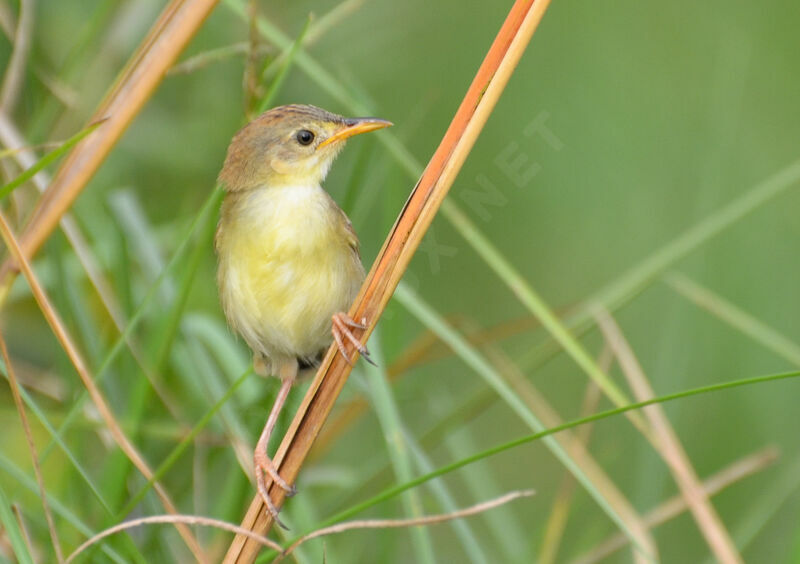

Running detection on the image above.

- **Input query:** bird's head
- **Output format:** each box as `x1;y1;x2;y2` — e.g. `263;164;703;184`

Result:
218;104;392;190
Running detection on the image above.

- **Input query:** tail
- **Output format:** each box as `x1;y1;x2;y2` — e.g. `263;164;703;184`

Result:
277;358;299;382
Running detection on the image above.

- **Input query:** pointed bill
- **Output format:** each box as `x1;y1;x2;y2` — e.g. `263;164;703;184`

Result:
317;117;393;148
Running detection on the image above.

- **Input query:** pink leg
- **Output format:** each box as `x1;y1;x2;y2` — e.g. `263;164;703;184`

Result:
254;361;297;528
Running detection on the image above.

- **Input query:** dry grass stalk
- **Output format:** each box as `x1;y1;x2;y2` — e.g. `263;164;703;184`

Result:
0;2;14;38
243;0;262;115
2;355;65;402
573;446;780;564
666;272;800;365
224;0;553;561
594;307;743;564
169;0;364;77
0;210;208;562
64;491;531;564
0;0;32;113
9;503;37;561
0;0;219;298
64;515;282;564
313;306;582;463
0;114;186;421
538;352;607;564
0;332;64;562
313;311;565;461
275;490;534;563
482;338;658;563
388;314;545;373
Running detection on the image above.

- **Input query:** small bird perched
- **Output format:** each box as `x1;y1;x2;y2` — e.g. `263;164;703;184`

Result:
215;104;391;523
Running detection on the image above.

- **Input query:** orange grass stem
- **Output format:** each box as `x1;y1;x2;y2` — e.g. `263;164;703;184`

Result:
0;0;218;300
0;211;208;562
223;0;553;561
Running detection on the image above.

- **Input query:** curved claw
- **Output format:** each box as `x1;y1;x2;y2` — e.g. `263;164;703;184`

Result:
332;312;376;366
360;349;377;366
252;374;297;528
255;462;290;529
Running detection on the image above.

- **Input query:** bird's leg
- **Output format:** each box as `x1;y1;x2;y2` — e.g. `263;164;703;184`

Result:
255;377;296;493
331;312;375;366
254;360;298;528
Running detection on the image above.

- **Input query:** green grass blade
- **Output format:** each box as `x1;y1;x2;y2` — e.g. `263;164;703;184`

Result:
590;160;800;313
363;330;436;564
430;156;800;428
117;368;251;518
40;186;223;460
401;428;492;564
224;15;646;549
0;120;104;200
441;200;631;407
705;454;800;564
149;195;218;371
441;423;527;561
182;314;255;460
108;190;176;301
256;15;312;115
27;2;118;141
227;0;800;384
0;481;35;564
317;368;800;531
0;364;113;514
392;282;651;560
225;0;356;109
666;272;800;365
0;454;130;564
515;159;800;376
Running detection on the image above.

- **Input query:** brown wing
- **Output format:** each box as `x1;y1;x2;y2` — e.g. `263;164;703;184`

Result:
341;211;361;260
323;191;361;261
214;220;223;255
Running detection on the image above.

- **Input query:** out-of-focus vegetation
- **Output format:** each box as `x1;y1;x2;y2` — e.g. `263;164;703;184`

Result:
1;0;799;562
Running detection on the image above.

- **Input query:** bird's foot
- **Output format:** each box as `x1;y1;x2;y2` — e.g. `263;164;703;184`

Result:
331;312;376;366
254;449;296;529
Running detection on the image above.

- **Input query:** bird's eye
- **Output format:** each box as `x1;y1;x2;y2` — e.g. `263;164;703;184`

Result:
296;129;315;146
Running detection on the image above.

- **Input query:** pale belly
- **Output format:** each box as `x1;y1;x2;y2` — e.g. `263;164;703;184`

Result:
217;185;364;366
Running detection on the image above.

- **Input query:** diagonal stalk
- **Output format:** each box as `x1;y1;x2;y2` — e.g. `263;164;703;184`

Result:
0;0;219;302
224;1;553;561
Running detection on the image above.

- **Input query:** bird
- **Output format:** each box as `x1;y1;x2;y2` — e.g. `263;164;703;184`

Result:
215;104;392;524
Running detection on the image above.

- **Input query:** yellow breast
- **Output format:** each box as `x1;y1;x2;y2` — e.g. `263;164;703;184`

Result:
216;184;364;365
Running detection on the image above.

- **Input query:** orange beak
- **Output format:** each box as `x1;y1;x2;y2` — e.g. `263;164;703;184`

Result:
317;117;393;148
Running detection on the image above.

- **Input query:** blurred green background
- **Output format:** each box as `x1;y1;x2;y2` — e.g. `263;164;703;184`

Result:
1;0;799;562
